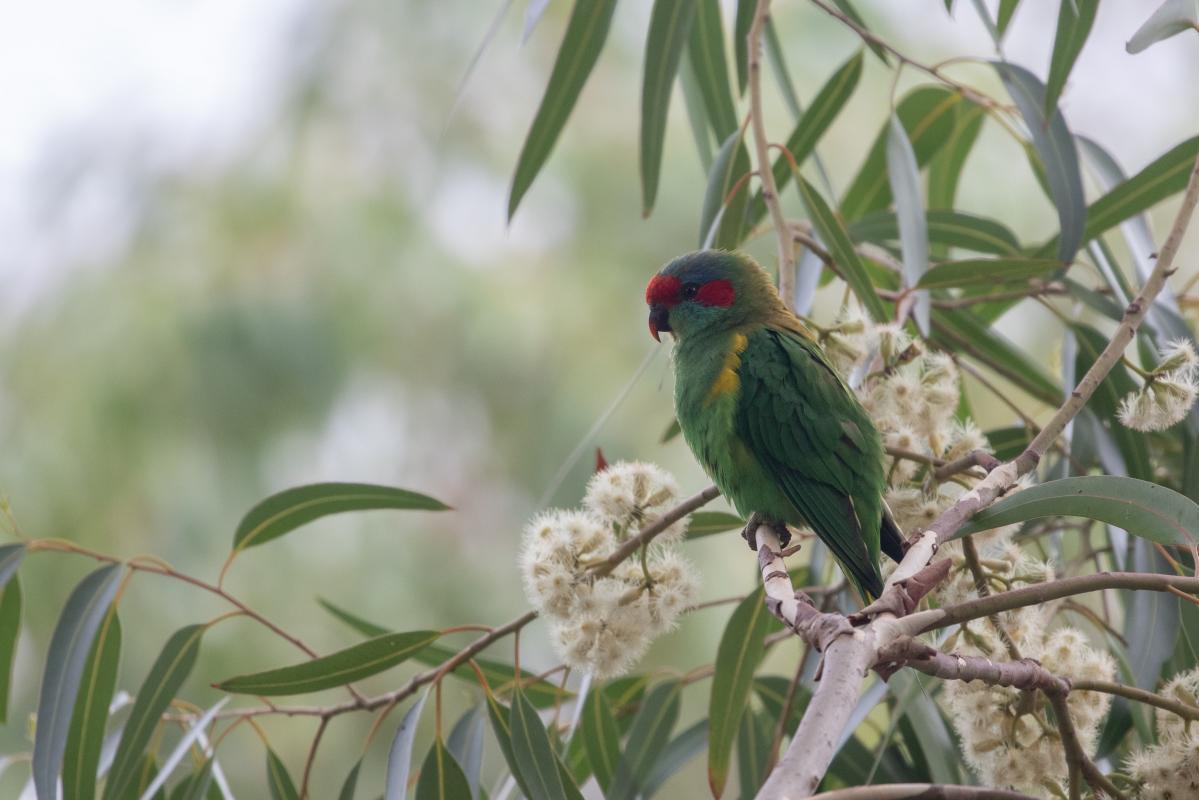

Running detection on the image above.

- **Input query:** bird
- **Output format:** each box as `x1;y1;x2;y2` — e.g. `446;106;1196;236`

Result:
646;249;906;600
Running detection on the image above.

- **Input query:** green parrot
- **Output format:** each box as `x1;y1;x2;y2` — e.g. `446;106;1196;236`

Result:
646;249;906;599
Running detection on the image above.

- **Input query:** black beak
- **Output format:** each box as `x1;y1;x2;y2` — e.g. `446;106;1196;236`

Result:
648;305;671;342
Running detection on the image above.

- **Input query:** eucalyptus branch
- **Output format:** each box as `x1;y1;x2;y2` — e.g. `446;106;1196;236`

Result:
591;484;720;577
1048;692;1128;800
807;787;1034;800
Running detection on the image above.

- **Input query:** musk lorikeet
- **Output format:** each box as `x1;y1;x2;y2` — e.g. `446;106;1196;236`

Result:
646;250;906;600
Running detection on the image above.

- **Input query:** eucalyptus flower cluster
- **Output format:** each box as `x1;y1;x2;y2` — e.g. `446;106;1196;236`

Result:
1125;667;1199;799
1117;339;1199;432
519;461;700;678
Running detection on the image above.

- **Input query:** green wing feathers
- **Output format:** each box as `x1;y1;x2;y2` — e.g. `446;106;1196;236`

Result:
735;326;889;599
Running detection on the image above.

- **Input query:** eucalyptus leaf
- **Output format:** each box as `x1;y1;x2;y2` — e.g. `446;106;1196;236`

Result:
509;688;584;800
685;511;745;539
698;131;751;249
447;707;486;799
686;0;737;139
0;575;20;725
266;749;299;800
63;609;121;800
0;544;24;590
918;257;1062;289
850;210;1020;257
609;681;681;800
641;719;708;797
640;0;697;215
385;692;430;800
1127;0;1199;53
579;683;622;793
1045;0;1098;117
414;738;473;800
886;114;930;334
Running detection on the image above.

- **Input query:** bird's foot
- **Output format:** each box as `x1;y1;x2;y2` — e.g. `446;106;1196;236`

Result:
741;513;792;551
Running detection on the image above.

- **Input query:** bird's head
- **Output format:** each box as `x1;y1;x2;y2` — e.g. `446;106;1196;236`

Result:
645;250;782;341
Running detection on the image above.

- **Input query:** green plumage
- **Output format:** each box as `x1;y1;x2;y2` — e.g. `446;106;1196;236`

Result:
649;250;903;600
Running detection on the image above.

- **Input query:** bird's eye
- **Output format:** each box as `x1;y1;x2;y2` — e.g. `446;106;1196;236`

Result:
681;283;699;300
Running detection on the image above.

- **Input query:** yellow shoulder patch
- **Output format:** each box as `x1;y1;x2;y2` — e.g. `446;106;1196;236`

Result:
706;332;749;403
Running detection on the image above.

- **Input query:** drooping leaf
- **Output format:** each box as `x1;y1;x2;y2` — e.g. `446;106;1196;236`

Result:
609;681;681;800
1072;323;1153;481
218;630;438;696
850;209;1020;257
1126;540;1181;699
679;49;715;171
1045;0;1098;117
103;625;206;800
841;87;961;221
748;51;864;226
994;61;1086;263
830;0;890;63
698;131;752;249
266;749;299;800
0;575;20;724
169;760;215;800
733;0;755;95
484;690;534;799
918;257;1062;289
1083;135;1199;245
62;609;121;800
985;426;1033;461
927;102;986;228
641;720;709;797
641;0;698;215
509;688;584;800
0;544;24;590
1127;0;1199;54
32;563;122;800
955;476;1199;546
686;0;737;139
708;588;778;797
233;482;449;553
414;738;473;800
508;0;619;219
796;175;889;322
522;0;553;43
385;692;430;800
736;708;774;799
338;760;362;800
137;697;229;800
998;0;1021;34
447;707;486;800
886;114;930;334
931;308;1061;406
685;511;745;539
318;597;390;637
580;684;622;793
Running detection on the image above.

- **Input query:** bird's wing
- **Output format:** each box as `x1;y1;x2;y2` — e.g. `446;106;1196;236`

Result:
735;326;883;598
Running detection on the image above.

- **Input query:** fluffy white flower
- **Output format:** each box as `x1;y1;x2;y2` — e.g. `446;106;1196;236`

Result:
1117;371;1199;432
584;461;687;541
1154;338;1199;377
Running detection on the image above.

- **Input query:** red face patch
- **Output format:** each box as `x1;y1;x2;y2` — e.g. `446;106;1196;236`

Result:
695;279;735;307
645;274;681;306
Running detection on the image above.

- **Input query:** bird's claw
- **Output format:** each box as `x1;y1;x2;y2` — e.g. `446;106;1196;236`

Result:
741;512;791;551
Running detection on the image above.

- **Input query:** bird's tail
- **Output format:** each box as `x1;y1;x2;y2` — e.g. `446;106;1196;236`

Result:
880;504;907;564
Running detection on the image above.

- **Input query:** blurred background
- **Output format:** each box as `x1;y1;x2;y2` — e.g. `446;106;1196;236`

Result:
1;0;1197;796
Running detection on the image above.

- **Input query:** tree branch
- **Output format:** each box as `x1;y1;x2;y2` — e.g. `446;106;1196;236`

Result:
806;787;1034;800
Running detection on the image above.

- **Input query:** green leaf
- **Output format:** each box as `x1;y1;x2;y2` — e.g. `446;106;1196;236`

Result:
62;608;121;800
142;698;230;800
318;597;390;637
338;760;362;800
733;0;755;95
170;760;216;800
642;719;708;797
660;416;682;444
851;209;1020;257
609;681;681;800
679;49;715;171
415;738;473;800
685;511;745;539
986;426;1032;461
484;691;534;800
0;575;20;724
918;257;1062;289
580;685;622;793
508;0;619;220
698;131;752;249
998;0;1021;34
446;707;485;800
1072;324;1153;481
1045;0;1098;117
841;87;962;221
955;476;1199;545
686;0;737;139
640;0;697;215
748;51;864;227
509;688;584;800
0;543;24;590
266;749;299;800
831;0;890;63
931;308;1061;406
104;625;206;800
994;61;1086;263
736;708;774;799
386;692;430;800
218;630;438;696
927;103;986;219
886;114;931;334
796;175;889;322
233;482;448;553
708;589;777;796
32;563;122;800
1127;0;1199;53
1084;135;1199;245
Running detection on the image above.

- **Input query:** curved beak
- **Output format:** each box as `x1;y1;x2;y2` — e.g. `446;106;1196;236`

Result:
648;305;671;342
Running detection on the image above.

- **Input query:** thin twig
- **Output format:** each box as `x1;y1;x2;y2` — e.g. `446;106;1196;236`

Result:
299;716;329;800
1048;692;1128;800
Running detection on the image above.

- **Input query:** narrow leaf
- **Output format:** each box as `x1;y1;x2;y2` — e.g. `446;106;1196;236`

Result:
609;681;681;800
522;0;552;43
233;482;449;553
510;688;583;800
685;511;745;539
170;760;215;800
998;0;1021;34
1073;324;1153;481
1045;0;1098;117
218;630;438;696
733;0;755;94
103;625;206;800
686;0;737;139
927;102;986;216
0;575;20;724
484;691;534;799
137;698;229;800
508;0;619;219
679;49;714;171
414;738;472;800
736;708;773;799
447;707;486;799
850;210;1020;257
641;719;708;797
708;589;776;796
994;61;1086;263
931;308;1061;406
1127;0;1199;53
955;476;1199;545
886;114;930;334
641;0;697;214
318;598;389;637
580;685;622;792
415;643;565;707
986;426;1033;461
698;131;752;249
918;257;1062;289
62;609;121;800
266;749;299;800
1084;135;1199;245
32;563;122;800
830;0;890;63
338;760;362;800
0;544;24;590
385;692;430;800
796;175;889;322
